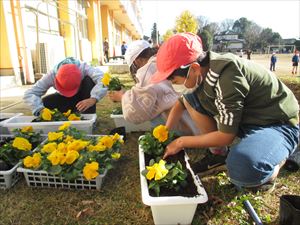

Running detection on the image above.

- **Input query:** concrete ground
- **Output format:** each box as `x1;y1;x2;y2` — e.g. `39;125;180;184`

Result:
1;85;33;114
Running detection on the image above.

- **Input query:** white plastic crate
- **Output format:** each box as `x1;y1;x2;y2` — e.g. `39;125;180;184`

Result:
0;113;23;134
3;114;97;134
139;142;208;225
110;114;151;133
0;162;22;190
17;167;107;190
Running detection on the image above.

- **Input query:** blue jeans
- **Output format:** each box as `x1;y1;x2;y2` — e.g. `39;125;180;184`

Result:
226;124;299;187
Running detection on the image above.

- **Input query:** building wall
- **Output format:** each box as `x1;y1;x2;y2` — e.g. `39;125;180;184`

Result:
0;0;143;86
0;1;13;73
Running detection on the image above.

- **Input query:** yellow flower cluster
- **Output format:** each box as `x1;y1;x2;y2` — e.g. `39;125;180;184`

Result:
146;160;169;181
22;123;123;181
23;153;42;168
12;137;32;151
40;108;81;121
153;125;169;142
101;73;111;86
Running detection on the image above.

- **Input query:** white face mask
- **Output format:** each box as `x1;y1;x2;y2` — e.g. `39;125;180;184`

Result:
181;66;202;94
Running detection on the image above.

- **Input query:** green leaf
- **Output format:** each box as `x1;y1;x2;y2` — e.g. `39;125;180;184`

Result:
48;165;62;175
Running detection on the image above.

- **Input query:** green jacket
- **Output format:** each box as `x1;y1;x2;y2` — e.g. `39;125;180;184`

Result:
188;51;299;134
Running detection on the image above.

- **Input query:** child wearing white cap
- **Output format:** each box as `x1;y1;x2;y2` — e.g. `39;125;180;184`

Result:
108;40;198;135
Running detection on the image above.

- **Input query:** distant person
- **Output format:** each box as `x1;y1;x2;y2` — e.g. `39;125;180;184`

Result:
292;51;299;74
246;49;252;60
24;57;107;115
270;52;277;71
121;41;127;56
239;49;243;58
103;38;109;63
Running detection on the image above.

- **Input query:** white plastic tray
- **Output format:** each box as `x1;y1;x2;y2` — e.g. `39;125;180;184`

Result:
0;113;23;134
3;114;97;134
17;167;107;190
110;114;151;133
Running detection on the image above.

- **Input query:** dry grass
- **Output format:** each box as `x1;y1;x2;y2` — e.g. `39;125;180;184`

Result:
0;54;299;225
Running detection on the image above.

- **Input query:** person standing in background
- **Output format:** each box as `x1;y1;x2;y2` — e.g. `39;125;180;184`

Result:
292;51;299;74
270;52;277;71
121;41;127;56
103;38;109;63
246;49;252;60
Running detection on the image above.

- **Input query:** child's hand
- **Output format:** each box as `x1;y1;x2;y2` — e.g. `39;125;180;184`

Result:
76;98;97;112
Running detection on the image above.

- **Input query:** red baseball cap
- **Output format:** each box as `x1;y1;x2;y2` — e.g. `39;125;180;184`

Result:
55;64;81;97
151;32;203;83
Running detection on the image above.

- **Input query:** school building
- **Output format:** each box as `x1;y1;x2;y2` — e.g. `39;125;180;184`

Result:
0;0;143;88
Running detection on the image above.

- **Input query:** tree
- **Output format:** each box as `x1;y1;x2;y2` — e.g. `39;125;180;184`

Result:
219;19;234;32
151;23;158;44
175;10;198;34
244;23;262;49
258;28;274;51
233;17;251;38
198;30;213;51
196;15;210;33
162;29;174;42
203;22;220;37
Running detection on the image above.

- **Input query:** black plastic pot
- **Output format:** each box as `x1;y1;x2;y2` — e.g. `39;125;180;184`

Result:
280;195;300;225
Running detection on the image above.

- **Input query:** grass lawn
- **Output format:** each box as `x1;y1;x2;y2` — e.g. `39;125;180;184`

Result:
0;54;299;225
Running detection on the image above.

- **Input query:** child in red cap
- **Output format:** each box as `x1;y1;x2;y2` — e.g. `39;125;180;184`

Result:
151;32;299;192
24;57;107;115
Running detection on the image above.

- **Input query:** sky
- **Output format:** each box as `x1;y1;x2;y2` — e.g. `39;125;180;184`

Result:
140;0;300;39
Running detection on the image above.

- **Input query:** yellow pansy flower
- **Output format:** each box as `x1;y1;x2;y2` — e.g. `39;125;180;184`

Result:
41;108;53;121
83;162;99;180
155;160;169;180
146;160;168;181
65;150;79;164
111;152;121;160
12;137;32;151
112;133;124;144
63;109;71;117
88;143;106;152
48;132;64;141
57;142;67;153
32;153;42;168
67;140;89;152
64;135;74;143
146;164;157;180
21;126;33;133
23;153;41;168
68;114;80;121
47;150;61;166
101;73;111;86
99;136;113;149
59;122;71;131
153;125;169;142
41;142;57;153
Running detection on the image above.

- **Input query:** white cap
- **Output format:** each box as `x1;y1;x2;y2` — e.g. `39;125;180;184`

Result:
125;40;150;67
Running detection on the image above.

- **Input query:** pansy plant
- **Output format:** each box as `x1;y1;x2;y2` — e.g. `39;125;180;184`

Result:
0;126;42;169
139;125;188;196
101;72;124;91
22;122;123;181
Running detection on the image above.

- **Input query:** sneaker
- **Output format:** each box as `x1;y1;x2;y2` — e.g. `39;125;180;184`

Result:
244;180;276;194
191;151;227;177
